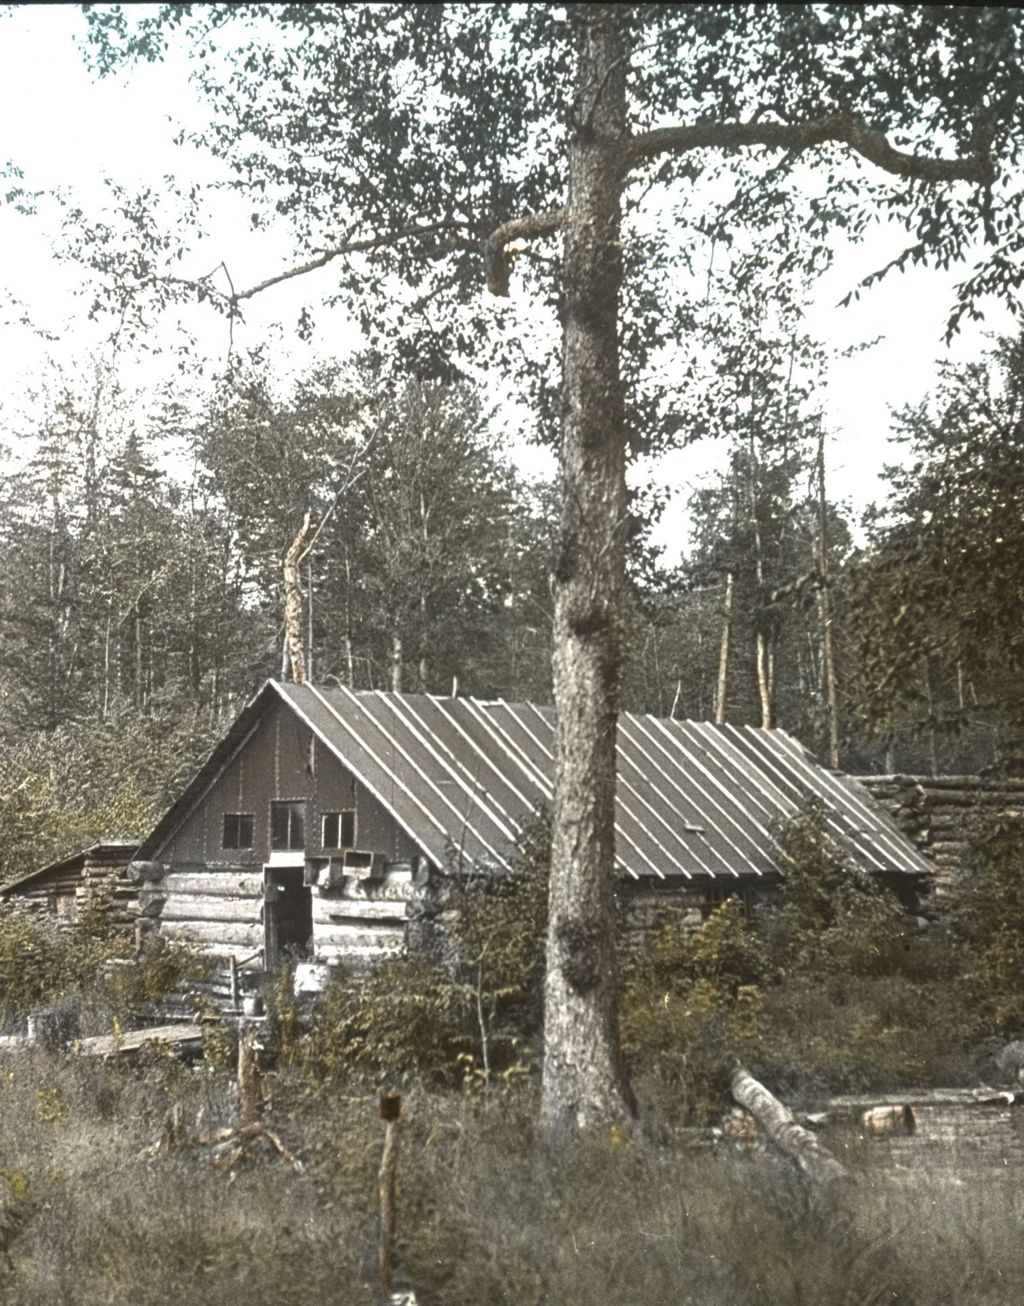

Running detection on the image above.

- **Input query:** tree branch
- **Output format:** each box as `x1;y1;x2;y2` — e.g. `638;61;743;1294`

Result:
627;113;996;185
484;209;570;297
228;221;468;306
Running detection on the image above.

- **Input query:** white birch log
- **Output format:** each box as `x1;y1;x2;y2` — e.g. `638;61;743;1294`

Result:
731;1068;847;1184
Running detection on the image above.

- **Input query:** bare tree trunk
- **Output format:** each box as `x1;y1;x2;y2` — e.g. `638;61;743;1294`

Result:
755;632;775;729
816;424;840;768
102;607;111;720
925;658;938;775
418;592;429;689
282;512;315;684
306;555;314;684
542;5;636;1136
747;429;775;730
390;632;403;693
343;544;355;687
134;607;143;711
714;571;734;725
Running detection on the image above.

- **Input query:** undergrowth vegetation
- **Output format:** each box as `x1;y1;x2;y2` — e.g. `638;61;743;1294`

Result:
252;802;1016;1121
622;801;1004;1117
0;897;209;1034
1;1049;1022;1306
0;806;1023;1302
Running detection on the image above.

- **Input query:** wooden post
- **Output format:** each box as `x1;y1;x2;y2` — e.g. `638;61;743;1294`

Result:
238;1029;262;1128
229;955;239;1010
378;1092;402;1300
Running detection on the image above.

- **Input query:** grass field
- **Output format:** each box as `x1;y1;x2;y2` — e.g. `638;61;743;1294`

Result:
1;1047;1021;1306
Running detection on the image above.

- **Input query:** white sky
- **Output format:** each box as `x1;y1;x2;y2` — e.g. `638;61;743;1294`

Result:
1;5;1019;560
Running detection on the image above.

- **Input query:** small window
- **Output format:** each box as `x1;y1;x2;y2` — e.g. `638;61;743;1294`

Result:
223;813;255;850
271;801;306;851
322;809;356;850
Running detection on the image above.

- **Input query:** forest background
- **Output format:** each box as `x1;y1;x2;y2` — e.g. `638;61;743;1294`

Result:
1;3;1023;889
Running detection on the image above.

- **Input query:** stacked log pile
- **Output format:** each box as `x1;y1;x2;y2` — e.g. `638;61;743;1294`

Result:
856;774;1024;904
79;844;143;928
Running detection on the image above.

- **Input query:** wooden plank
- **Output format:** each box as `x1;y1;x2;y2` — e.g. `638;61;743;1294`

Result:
77;1022;205;1058
314;922;405;951
312;896;406;924
161;920;264;948
160;894;262;925
160;871;263;898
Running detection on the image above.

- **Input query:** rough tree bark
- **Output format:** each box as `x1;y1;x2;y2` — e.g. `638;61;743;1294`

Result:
542;5;636;1135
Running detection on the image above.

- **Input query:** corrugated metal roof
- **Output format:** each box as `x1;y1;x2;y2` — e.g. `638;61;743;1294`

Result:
274;682;931;882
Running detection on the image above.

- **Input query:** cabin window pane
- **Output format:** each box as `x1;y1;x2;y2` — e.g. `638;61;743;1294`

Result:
271;801;305;851
223;813;254;850
322;810;356;849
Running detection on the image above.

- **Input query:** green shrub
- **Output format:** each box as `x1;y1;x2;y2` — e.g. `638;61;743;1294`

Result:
621;801;992;1114
0;902;208;1036
295;956;474;1091
772;798;910;978
0;901;128;1026
960;813;1024;1032
622;898;768;1121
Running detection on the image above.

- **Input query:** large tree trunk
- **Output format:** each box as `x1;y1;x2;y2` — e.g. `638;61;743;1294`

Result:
542;4;636;1136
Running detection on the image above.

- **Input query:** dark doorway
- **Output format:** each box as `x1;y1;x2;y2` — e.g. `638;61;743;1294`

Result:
264;866;313;969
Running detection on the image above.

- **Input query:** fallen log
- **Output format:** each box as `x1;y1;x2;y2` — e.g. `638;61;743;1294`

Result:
731;1068;847;1185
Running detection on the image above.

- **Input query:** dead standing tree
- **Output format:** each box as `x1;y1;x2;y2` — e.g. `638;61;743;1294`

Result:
485;5;996;1135
282;510;316;684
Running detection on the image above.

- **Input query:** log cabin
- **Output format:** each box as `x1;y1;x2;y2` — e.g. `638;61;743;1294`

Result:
122;679;931;984
0;840;140;926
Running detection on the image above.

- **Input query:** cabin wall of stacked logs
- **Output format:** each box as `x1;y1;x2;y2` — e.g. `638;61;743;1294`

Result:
8;850;139;929
134;863;414;968
856;774;1024;907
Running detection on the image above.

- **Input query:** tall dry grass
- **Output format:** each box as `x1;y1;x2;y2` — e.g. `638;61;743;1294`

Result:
2;1051;1021;1306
